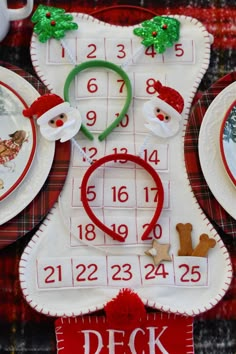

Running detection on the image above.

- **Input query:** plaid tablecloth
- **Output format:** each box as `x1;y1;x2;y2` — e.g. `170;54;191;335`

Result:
0;1;235;353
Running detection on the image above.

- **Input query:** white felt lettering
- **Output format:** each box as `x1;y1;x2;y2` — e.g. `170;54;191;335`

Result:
79;326;170;353
147;326;169;354
82;330;103;354
128;328;145;354
107;330;125;353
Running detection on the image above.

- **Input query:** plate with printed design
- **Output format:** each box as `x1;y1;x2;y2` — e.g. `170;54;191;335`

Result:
199;82;236;220
0;65;55;227
220;99;236;186
0;81;36;201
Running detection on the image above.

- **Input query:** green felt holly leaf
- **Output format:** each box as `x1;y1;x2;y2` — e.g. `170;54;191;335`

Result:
133;16;180;54
31;4;78;43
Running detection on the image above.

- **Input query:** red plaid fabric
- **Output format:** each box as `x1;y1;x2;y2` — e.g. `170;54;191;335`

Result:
0;2;235;353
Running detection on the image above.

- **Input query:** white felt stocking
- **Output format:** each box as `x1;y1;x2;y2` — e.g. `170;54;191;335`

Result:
19;13;232;317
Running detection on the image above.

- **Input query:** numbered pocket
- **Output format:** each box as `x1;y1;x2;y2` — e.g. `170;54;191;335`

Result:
140;258;175;286
107;256;141;287
37;258;73;289
72;256;107;287
105;38;132;64
163;40;195;63
173;256;208;286
77;39;106;62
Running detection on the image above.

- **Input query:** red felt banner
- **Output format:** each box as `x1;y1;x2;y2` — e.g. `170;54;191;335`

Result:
55;313;194;354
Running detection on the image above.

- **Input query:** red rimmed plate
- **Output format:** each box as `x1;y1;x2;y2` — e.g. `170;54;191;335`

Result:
0;81;36;201
219;99;236;186
0;62;70;249
185;73;236;236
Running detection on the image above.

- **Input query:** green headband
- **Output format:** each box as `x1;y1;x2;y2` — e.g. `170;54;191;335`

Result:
64;60;132;141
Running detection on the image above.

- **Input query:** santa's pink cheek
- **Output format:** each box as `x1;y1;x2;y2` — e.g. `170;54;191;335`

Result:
56;119;64;127
156;113;164;121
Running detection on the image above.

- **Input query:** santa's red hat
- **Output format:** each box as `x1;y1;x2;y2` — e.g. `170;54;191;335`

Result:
153;81;184;120
23;93;71;125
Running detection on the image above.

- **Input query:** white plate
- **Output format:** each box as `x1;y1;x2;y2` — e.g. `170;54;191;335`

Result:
219;100;236;186
0;66;55;225
0;82;36;201
199;81;236;219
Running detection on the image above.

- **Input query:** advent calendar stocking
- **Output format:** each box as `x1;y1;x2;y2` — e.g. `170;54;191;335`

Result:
19;9;232;318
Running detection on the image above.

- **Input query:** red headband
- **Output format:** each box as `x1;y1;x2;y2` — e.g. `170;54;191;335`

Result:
81;153;164;242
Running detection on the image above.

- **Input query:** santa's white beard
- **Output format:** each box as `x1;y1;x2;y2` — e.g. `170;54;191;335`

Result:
144;117;180;138
39;109;82;142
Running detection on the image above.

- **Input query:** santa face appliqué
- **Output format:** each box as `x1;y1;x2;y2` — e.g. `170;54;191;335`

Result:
23;94;82;142
38;106;82;142
143;81;184;138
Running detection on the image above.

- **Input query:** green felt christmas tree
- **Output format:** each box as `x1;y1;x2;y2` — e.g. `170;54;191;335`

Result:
31;5;78;43
133;16;180;54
